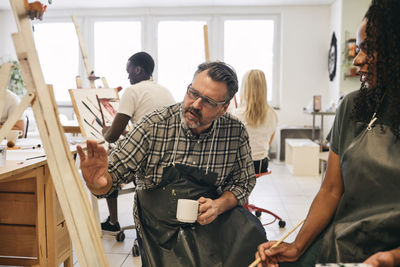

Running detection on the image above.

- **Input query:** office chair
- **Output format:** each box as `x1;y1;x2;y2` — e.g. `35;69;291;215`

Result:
244;169;286;228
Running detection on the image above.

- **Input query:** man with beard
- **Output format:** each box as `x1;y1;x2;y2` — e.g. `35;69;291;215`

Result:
78;61;267;266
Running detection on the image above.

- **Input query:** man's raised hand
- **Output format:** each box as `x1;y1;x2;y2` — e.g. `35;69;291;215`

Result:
77;140;111;194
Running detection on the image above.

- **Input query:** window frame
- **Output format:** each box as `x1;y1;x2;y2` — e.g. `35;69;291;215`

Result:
154;15;211;101
220;14;281;106
91;17;144;91
33;16;82;106
34;7;281;107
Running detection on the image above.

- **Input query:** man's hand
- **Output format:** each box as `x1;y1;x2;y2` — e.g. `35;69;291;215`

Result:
364;251;398;267
255;241;301;267
77;140;111;195
197;197;219;225
196;191;238;225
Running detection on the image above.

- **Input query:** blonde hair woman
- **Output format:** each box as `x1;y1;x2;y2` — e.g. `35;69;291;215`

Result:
233;70;278;174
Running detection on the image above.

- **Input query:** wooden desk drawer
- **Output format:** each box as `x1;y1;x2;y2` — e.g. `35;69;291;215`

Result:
0;178;36;192
0;193;36;225
0;224;37;257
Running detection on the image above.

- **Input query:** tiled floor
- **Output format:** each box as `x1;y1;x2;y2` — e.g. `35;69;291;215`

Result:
73;160;321;266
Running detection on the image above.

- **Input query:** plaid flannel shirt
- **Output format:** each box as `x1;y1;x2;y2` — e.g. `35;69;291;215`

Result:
106;103;256;205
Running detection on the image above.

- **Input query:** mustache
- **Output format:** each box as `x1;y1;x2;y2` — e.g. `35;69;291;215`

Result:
184;106;202;120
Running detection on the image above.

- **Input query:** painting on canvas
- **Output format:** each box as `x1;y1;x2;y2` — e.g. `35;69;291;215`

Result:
69;88;119;139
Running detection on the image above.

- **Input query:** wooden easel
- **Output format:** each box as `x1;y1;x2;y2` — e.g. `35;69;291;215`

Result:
0;0;109;266
203;24;210;61
0;62;14;120
72;15;111;89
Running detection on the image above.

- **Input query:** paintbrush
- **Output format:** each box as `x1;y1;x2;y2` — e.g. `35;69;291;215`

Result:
83;118;102;136
81;100;103;128
96;94;106;127
248;219;305;267
26;155;46;160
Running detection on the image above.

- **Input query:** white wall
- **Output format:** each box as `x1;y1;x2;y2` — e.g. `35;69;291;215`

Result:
325;0;370;142
0;10;17;62
329;0;342;104
273;6;331;129
329;0;371;99
339;0;370;95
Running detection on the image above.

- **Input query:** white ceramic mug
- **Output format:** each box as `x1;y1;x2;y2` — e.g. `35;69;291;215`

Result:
176;199;199;223
6;130;22;147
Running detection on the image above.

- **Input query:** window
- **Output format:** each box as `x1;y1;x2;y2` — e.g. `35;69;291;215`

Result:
224;19;275;104
34;22;79;103
31;11;279;107
94;21;142;91
157;20;206;102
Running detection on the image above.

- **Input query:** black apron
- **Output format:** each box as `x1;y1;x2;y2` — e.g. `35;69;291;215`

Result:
136;163;267;267
319;117;400;262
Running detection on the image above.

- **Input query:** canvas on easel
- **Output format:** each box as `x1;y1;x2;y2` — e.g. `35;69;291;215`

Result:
69;88;119;139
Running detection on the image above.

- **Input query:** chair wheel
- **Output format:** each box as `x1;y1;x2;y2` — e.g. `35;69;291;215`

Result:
255;211;262;218
278;220;286;228
132;244;140;257
116;231;125;242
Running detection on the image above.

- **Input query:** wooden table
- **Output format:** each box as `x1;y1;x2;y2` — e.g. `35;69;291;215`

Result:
0;142;73;267
62;120;81;134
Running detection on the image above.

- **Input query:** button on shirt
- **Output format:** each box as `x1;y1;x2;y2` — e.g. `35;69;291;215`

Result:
106;103;256;205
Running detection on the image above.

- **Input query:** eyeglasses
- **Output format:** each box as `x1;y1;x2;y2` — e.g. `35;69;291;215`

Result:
186;84;227;109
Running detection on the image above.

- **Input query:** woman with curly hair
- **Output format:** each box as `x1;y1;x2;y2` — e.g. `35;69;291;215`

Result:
233;70;278;174
254;0;400;266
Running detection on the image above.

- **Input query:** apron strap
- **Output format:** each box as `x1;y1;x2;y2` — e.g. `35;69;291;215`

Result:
171;115;219;174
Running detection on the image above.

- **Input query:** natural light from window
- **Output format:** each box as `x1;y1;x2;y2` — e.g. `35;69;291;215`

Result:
157;21;206;102
34;22;79;103
94;21;142;92
224;20;275;104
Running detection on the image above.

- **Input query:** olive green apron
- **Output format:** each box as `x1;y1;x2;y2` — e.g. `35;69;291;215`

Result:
319;115;400;262
136;164;267;267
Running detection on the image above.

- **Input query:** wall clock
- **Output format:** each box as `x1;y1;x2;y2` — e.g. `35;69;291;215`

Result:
328;32;337;81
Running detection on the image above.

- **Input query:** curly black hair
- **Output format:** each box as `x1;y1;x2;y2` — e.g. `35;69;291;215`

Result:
351;0;400;139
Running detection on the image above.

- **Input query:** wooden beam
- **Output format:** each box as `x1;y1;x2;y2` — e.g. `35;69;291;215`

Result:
72;15;96;88
0;62;13;121
9;0;108;266
203;24;210;61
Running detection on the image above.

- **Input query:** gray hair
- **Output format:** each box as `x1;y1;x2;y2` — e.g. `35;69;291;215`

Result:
194;61;238;102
